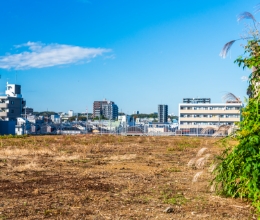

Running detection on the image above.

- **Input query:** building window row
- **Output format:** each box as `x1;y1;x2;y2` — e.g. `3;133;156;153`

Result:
180;114;239;118
180;106;240;110
180;122;234;126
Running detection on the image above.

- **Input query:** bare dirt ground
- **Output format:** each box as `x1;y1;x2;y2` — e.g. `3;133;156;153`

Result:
0;135;256;219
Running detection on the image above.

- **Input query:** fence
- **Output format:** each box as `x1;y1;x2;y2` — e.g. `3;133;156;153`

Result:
26;123;236;137
95;125;236;137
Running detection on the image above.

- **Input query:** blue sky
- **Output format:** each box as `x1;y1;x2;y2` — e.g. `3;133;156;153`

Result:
0;0;258;115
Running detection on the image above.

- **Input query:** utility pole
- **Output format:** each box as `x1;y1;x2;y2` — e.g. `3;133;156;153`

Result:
86;107;88;132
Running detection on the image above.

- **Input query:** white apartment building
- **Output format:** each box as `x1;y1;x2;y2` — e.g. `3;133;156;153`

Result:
0;83;26;121
179;100;243;131
68;110;74;117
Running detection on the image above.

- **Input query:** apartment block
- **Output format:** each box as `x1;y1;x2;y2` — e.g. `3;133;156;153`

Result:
24;107;33;115
0;83;26;121
93;100;118;120
158;104;168;123
179;98;242;130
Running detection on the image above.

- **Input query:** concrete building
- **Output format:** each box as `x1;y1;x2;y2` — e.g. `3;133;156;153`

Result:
26;115;44;124
93;101;107;118
158;105;168;123
68;110;74;117
51;114;61;123
102;101;118;120
0;83;26;121
148;123;169;133
23;107;33;116
183;98;211;104
178;98;242;131
93;100;118;120
118;115;134;126
15;117;30;135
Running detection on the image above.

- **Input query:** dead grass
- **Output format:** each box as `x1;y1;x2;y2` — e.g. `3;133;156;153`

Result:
0;135;256;219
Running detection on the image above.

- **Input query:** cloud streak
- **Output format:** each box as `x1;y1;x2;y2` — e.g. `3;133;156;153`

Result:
0;42;111;70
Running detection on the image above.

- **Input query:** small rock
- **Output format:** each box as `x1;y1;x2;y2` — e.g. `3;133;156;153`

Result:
163;207;174;213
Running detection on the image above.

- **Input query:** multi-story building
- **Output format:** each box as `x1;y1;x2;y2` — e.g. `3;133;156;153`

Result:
102;101;118;120
51;114;61;123
0;83;26;121
23;107;33;116
179;98;242;131
158;104;168;123
93;100;118;120
93;101;108;118
68;110;74;117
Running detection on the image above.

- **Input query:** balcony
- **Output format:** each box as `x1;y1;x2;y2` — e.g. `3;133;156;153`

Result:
0;112;8;117
180;117;240;122
179;109;240;114
0;103;8;108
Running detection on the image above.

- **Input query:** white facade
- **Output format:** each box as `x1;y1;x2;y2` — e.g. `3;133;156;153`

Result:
6;83;22;98
0;83;26;121
15;117;30;135
68;110;74;117
179;103;243;129
118;115;134;126
51;115;61;123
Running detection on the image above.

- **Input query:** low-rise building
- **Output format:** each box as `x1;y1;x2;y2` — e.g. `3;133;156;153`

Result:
118;115;135;126
51;114;61;123
178;98;243;132
23;107;33;116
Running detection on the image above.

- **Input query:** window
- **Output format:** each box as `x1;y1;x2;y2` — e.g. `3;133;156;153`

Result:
11;101;14;105
11;109;14;113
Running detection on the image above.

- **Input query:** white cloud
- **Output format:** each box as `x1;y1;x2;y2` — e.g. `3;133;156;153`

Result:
0;42;111;70
241;76;248;82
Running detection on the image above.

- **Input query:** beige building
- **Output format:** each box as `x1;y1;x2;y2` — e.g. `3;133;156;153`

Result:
179;101;243;131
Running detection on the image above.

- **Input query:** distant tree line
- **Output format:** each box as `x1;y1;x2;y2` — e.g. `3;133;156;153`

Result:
33;111;58;117
131;113;178;120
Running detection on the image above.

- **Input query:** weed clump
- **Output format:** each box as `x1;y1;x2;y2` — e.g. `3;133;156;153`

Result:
214;39;260;213
213;99;260;212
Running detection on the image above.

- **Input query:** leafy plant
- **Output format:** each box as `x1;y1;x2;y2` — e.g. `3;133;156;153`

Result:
215;4;260;214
